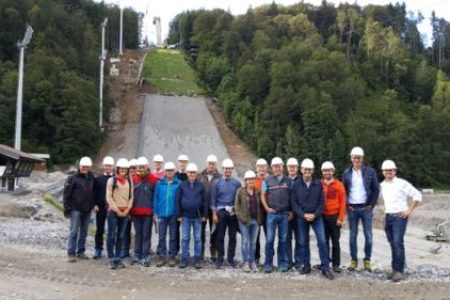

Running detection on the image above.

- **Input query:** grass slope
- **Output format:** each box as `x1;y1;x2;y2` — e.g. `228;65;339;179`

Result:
142;49;201;95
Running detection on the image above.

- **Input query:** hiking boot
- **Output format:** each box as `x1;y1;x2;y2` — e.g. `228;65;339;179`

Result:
117;259;126;269
142;256;150;267
391;271;404;282
322;269;335;280
67;256;77;263
332;266;341;273
76;253;89;260
263;265;273;273
109;259;117;269
168;257;177;267
216;258;224;269
242;262;251;273
131;256;140;265
348;260;358;271
299;265;311;275
250;262;259;272
93;250;102;260
387;270;395;280
156;257;166;267
194;259;203;269
227;259;238;269
179;259;188;269
363;259;372;272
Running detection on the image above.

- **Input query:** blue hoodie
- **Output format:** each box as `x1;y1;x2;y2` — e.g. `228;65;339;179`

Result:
153;176;181;217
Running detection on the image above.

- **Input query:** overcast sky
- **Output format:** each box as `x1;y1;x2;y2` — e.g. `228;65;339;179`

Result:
100;0;450;46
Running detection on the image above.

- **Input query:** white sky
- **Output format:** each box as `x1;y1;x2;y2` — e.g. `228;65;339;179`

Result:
101;0;450;45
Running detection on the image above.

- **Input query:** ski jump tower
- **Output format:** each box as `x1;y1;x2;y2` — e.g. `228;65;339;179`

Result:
153;17;162;47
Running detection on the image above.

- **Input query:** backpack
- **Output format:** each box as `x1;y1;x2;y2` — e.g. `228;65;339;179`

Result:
112;176;132;200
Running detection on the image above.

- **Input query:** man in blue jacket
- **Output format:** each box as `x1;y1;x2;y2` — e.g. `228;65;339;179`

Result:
342;147;380;272
290;159;334;280
176;163;207;269
154;162;181;267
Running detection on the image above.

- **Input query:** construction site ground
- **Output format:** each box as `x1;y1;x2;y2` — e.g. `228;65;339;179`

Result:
0;49;449;299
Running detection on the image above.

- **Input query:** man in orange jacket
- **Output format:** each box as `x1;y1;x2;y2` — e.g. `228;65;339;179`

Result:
321;161;346;273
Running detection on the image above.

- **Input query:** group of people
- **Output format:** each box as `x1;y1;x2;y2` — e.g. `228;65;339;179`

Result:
63;146;422;282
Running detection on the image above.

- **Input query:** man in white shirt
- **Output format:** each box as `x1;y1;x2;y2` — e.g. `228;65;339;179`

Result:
380;160;421;282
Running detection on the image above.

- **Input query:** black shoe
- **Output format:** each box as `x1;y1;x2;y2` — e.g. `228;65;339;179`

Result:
300;265;311;274
194;260;203;269
322;269;335;280
179;260;188;269
332;266;341;273
93;250;102;260
216;258;224;269
227;260;238;269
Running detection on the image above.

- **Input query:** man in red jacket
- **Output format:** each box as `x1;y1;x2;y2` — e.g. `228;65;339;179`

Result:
321;161;346;273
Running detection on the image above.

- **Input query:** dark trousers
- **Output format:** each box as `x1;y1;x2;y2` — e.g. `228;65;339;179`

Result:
175;219;181;255
95;208;107;251
201;208;218;258
107;211;128;259
216;209;238;262
132;215;152;259
384;214;408;272
286;218;300;267
157;215;177;258
122;217;132;256
323;214;341;267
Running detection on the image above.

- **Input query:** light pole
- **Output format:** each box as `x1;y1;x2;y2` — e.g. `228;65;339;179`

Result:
119;6;124;55
14;25;33;151
99;18;108;131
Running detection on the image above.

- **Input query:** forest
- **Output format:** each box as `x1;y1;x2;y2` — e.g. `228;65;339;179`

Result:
167;1;450;187
0;0;139;163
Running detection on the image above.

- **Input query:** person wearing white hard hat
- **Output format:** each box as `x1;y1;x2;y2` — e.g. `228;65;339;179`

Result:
197;154;222;261
211;158;242;269
92;156;115;259
64;156;95;263
285;157;301;270
254;158;269;264
152;154;165;179
129;156;159;267
106;158;134;269
175;154;189;182
154;162;181;267
235;170;264;272
380;160;421;282
342;146;380;272
291;158;334;280
129;158;138;177
175;163;207;269
260;157;292;273
320;161;346;273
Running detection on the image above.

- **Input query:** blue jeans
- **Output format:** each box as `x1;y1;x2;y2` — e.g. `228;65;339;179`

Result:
67;210;91;256
348;207;373;261
133;215;152;259
296;216;330;270
384;214;408;272
181;217;202;261
107;211;129;259
239;219;260;263
264;211;289;268
157;215;177;258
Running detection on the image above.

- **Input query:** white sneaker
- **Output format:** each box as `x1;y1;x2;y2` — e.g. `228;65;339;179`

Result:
242;262;251;272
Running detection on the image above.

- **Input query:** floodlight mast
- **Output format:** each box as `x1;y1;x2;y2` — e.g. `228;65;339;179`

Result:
99;18;108;131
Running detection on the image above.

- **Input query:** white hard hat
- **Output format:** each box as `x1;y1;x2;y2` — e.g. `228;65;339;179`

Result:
321;161;335;170
164;161;176;170
129;158;138;167
244;170;256;179
381;160;397;170
136;156;149;166
116;158;130;168
177;154;189;161
286;157;299;166
186;163;198;172
206;154;218;163
102;156;115;166
222;158;234;168
79;156;93;167
350;146;364;156
153;154;164;162
271;157;284;166
255;158;268;166
301;158;315;169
